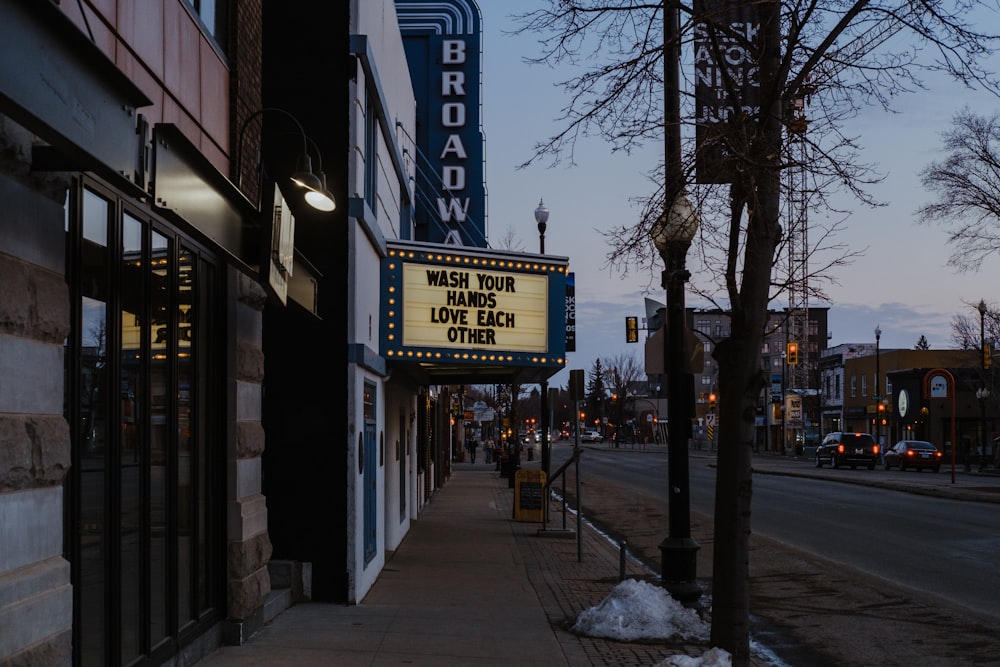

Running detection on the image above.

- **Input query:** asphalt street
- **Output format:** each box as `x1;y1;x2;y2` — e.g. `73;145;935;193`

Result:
549;442;1000;666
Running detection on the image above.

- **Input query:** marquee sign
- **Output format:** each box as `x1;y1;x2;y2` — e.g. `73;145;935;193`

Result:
381;241;568;371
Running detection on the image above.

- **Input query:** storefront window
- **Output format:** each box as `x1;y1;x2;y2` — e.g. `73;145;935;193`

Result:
66;178;222;664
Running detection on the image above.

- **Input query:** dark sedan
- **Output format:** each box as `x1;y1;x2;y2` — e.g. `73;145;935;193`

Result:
884;440;943;472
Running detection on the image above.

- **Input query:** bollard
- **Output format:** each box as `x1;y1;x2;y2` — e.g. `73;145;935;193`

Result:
619;540;627;581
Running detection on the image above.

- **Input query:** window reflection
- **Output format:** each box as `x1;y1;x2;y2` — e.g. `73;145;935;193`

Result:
78;188;108;666
120;212;143;662
177;247;194;626
150;229;170;645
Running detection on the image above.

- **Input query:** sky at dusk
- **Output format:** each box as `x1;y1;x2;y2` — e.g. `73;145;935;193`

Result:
473;1;1000;387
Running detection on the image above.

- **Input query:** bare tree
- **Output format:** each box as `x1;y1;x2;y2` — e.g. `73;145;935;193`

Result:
513;1;1000;662
602;351;645;395
919;109;1000;272
602;351;646;428
493;225;526;252
950;302;1000;350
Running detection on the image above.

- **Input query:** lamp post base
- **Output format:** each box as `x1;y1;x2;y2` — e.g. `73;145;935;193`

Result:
660;536;701;603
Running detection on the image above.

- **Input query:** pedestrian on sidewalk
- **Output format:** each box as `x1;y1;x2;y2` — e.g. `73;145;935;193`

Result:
484;439;494;464
466;438;478;463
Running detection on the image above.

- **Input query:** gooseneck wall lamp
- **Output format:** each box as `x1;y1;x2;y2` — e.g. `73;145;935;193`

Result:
236;107;336;212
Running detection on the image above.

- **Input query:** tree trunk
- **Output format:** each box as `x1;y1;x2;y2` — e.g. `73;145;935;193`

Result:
711;195;782;664
709;2;784;664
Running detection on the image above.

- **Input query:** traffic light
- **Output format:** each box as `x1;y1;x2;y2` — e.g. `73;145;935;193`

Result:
708;392;717;410
786;342;799;365
625;316;639;343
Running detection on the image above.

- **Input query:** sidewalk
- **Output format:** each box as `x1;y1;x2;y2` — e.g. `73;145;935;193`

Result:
196;461;740;666
746;449;1000;503
195;447;999;666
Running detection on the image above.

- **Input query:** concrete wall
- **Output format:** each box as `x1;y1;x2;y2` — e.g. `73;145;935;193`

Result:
344;0;418;603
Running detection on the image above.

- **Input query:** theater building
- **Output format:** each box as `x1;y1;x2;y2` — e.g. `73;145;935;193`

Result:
0;0;564;664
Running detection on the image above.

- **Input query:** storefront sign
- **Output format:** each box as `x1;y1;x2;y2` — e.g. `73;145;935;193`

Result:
785;393;803;425
565;272;576;352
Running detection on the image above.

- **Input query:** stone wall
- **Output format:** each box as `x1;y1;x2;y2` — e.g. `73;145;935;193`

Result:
225;271;272;629
0;116;73;665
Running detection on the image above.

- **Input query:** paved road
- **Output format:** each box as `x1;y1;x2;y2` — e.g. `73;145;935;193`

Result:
547;442;1000;666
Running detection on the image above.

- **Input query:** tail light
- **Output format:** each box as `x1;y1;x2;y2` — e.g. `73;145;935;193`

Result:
873;445;880;455
935;451;943;458
906;450;916;457
837;444;845;453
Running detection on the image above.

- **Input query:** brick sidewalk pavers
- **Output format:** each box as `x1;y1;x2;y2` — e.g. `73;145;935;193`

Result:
491;476;771;667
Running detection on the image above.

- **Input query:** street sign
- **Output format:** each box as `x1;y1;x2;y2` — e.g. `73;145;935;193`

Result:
569;369;585;401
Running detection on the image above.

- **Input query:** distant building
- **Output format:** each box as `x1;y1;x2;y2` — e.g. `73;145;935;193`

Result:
842;349;991;459
819;343;879;435
643;305;830;451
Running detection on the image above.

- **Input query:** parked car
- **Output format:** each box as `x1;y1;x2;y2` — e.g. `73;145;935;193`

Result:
884;440;943;472
815;432;880;469
581;429;603;443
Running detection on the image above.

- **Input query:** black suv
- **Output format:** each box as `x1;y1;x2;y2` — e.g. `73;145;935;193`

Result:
815;432;880;470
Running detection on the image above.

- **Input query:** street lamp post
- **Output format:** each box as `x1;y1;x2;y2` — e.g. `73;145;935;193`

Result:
977;387;990;472
978;299;990;471
874;325;881;454
536;199;551;481
780;350;786;453
652;193;701;602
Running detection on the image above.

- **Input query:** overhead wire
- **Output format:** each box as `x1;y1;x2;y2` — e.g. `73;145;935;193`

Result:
396;122;490;248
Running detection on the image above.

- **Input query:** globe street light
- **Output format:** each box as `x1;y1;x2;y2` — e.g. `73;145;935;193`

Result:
651;192;701;602
536;198;548;253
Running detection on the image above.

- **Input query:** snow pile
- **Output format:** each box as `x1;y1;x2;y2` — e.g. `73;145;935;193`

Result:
655;647;733;667
571;578;710;642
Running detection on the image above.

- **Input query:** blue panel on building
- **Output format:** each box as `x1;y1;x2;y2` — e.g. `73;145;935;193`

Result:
396;0;487;247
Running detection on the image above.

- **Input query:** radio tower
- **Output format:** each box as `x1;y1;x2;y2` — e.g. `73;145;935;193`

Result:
785;90;812;391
